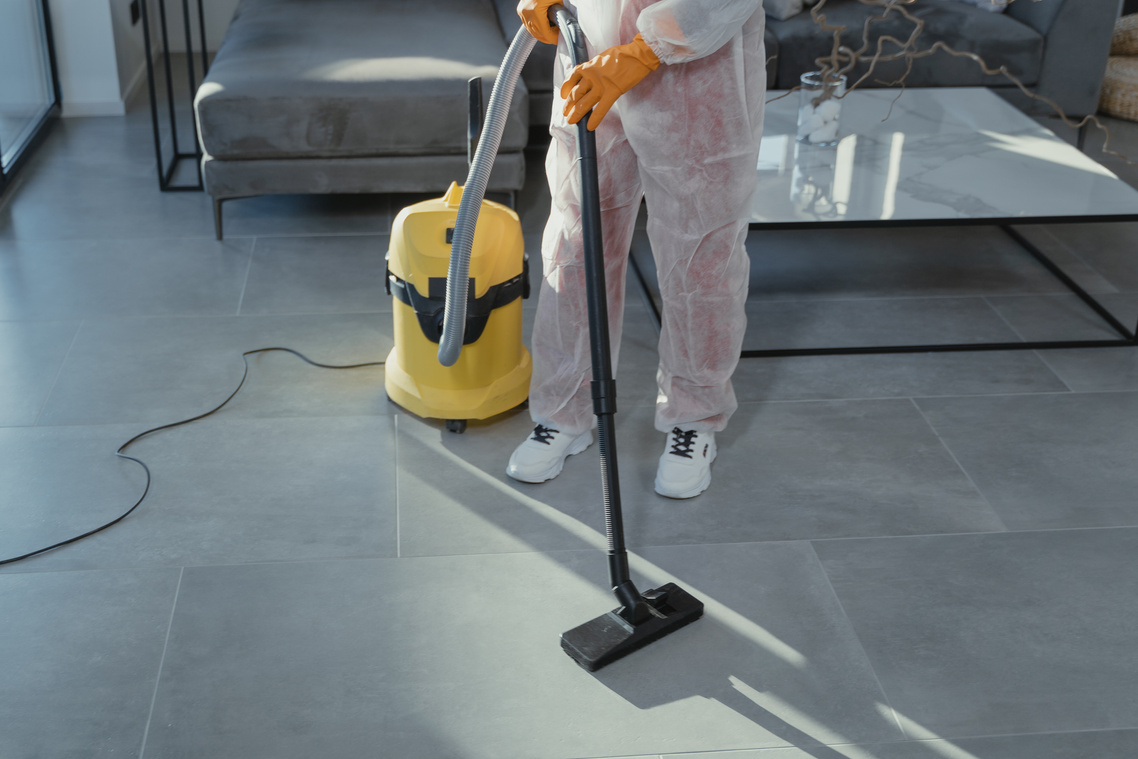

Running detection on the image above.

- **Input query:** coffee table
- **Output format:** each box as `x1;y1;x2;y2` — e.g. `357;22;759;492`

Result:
632;87;1138;357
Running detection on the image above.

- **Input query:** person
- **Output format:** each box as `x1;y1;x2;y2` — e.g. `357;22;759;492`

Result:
506;0;766;499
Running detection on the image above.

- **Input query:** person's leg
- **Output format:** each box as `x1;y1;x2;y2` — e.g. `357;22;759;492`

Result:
527;117;643;435
621;22;767;496
508;46;644;483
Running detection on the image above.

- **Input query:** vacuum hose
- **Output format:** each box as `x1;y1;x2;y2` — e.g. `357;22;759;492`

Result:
438;26;537;366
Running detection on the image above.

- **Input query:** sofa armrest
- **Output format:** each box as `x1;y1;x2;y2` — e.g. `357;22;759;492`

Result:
1006;0;1122;116
1005;0;1065;34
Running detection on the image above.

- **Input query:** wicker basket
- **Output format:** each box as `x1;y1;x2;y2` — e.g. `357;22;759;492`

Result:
1099;57;1138;122
1112;13;1138;56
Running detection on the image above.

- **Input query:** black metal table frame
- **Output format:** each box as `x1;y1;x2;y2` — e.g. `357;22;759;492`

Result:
629;213;1138;358
139;0;209;192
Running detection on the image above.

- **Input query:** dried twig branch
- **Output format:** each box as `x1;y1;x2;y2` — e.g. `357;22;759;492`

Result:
767;0;1135;166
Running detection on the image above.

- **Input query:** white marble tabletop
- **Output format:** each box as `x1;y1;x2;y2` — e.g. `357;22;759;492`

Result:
752;87;1138;226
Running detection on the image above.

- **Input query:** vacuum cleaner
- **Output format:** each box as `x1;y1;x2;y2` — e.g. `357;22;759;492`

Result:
384;79;532;433
439;6;703;672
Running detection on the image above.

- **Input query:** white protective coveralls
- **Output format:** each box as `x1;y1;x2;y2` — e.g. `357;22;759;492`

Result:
530;0;766;436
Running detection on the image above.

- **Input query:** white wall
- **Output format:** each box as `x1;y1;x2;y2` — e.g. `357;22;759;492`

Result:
110;0;148;107
48;0;238;118
147;0;238;53
48;0;123;116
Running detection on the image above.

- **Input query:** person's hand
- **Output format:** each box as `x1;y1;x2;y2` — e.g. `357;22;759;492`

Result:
561;34;660;131
517;0;560;45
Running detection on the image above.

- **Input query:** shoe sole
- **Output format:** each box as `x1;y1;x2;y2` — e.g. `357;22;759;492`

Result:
654;447;717;499
506;432;593;483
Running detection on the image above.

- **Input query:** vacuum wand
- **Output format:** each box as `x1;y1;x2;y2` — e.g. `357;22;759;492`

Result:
552;6;704;671
568;31;645;624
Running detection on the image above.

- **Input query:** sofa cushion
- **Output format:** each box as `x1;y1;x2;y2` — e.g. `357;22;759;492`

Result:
202;153;527;198
765;0;823;22
1004;0;1064;34
767;0;1042;90
766;0;807;22
195;0;529;161
945;0;1006;13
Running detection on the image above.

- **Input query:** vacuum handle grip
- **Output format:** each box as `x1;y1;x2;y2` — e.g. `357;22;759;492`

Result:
551;6;589;68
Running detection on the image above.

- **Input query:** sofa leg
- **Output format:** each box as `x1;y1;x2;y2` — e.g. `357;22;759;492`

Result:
213;197;224;240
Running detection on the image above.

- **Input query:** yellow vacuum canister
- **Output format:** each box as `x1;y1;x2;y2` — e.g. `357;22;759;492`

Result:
384;182;531;432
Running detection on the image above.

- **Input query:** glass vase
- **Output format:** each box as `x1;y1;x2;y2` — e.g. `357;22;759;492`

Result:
797;71;847;147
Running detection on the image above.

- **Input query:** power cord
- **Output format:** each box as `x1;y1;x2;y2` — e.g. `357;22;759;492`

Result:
0;347;385;567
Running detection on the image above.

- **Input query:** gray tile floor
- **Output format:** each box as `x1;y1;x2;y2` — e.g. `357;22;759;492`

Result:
2;99;1138;759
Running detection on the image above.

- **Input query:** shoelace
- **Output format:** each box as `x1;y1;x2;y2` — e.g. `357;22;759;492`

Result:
668;427;698;459
532;424;559;445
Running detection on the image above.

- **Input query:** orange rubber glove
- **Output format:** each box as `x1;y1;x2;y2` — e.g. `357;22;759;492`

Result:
517;0;560;45
561;34;661;131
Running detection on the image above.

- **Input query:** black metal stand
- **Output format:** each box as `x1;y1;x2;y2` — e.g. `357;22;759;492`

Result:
631;217;1138;357
139;0;209;191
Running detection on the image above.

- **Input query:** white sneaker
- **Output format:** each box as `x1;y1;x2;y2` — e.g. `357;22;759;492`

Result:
655;428;717;499
506;425;593;483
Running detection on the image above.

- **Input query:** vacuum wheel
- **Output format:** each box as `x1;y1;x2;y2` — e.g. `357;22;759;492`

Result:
445;419;467;434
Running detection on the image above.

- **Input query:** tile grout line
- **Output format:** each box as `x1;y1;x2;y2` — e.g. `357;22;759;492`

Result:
730;384;1133;406
7;520;1138;577
395;414;401;559
743;292;1099;305
226;231;392;240
1036;224;1118;293
980;283;1131;352
27;409;397;432
54;311;393;327
31;319;84;427
804;540;909;742
138;565;184;759
906;396;1011;534
1030;347;1077;394
898;724;1138;746
981;293;1032;344
234;237;258;316
658;726;1138;757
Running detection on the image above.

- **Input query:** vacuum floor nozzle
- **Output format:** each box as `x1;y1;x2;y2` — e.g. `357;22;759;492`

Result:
561;583;704;671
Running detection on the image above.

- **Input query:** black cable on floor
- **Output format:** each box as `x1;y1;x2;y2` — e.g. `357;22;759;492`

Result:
0;347;385;567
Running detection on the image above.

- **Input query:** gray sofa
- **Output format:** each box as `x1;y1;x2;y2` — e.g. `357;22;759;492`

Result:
195;0;1120;238
764;0;1121;118
483;0;1120;119
195;0;534;238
